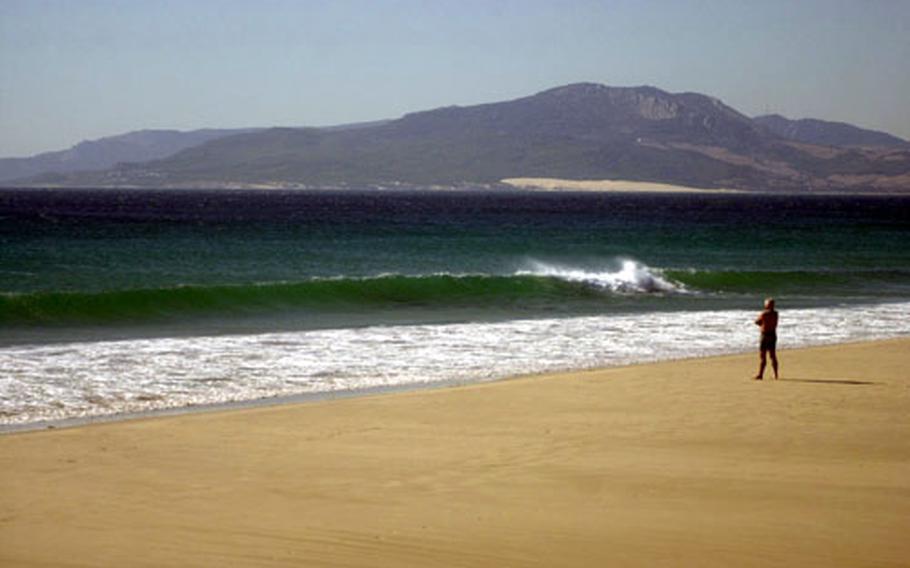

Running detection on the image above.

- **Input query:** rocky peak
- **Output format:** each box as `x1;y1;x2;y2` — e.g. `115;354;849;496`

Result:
536;83;681;120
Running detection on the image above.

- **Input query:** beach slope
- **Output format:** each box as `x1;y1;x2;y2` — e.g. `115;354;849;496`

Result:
2;339;908;567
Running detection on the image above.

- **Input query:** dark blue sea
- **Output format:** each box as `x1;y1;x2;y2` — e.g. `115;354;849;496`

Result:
2;188;909;426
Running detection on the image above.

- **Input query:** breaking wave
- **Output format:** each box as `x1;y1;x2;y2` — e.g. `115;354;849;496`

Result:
1;259;682;326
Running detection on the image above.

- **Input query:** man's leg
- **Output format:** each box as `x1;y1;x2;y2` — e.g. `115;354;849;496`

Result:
769;349;779;379
755;350;766;380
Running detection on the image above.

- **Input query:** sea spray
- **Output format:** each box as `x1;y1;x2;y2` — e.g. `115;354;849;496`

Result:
519;258;683;293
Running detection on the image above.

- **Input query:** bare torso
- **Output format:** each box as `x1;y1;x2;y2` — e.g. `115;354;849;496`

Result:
755;309;778;333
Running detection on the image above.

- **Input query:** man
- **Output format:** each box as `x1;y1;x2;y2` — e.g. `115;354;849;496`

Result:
754;298;779;380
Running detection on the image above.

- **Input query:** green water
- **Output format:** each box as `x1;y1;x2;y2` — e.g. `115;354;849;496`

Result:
2;189;909;343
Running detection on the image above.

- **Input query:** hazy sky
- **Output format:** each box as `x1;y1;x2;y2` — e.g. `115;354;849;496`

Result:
1;0;908;157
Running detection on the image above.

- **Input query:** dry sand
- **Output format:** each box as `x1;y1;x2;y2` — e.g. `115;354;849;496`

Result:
500;177;740;193
1;338;908;567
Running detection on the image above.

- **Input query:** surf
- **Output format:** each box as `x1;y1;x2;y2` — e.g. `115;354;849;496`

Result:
0;260;684;327
518;259;683;294
664;268;910;295
4;260;906;328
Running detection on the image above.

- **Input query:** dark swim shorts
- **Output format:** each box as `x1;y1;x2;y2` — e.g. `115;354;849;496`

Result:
760;331;777;351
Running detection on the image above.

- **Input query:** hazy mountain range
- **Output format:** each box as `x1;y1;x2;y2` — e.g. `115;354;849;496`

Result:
5;83;909;192
753;115;908;149
0;129;258;184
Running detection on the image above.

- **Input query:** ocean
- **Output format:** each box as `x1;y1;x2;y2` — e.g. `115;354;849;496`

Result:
2;188;909;428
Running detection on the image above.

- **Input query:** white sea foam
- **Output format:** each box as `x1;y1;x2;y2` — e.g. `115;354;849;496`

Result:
1;302;908;427
519;259;682;293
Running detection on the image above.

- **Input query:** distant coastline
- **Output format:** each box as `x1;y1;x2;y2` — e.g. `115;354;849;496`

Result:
500;177;741;193
5;181;909;194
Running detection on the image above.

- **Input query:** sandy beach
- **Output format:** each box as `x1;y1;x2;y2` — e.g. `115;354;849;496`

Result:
1;338;908;567
500;177;740;193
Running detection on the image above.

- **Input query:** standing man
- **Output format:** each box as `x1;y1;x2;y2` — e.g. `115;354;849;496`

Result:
754;298;779;380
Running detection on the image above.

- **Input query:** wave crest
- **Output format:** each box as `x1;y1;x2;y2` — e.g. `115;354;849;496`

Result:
0;262;680;327
519;259;683;293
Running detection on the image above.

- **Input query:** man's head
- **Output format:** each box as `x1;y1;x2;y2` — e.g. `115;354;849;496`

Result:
765;297;775;310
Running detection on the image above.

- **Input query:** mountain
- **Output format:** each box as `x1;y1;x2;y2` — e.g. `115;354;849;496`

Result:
754;114;909;148
0;128;261;183
0;119;395;184
14;83;910;192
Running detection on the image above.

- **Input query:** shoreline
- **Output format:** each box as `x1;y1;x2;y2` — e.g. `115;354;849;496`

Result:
0;373;492;435
500;177;742;193
1;337;908;566
6;183;910;195
6;181;725;193
3;333;908;434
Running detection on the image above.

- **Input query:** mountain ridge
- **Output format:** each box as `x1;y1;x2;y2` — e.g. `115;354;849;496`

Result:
0;128;260;183
754;114;909;149
0;119;393;184
9;83;910;192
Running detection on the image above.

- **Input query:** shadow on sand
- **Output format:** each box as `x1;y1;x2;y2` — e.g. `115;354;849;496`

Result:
778;378;878;386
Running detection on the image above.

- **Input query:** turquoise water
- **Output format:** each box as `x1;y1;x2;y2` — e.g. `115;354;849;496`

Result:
3;190;908;336
1;189;908;425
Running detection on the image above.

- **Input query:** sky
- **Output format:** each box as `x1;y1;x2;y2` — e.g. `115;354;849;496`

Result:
1;0;908;157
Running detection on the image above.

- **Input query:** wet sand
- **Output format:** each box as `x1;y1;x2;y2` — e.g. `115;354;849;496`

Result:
1;338;908;567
